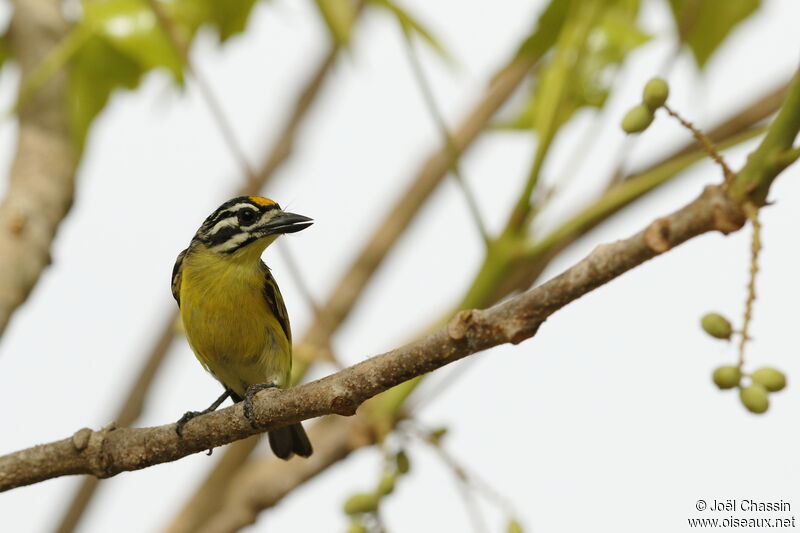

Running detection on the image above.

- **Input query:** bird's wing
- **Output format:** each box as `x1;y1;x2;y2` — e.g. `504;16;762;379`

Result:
171;248;187;307
260;262;292;343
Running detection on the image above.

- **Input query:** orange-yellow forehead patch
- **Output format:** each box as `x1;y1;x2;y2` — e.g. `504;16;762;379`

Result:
249;196;277;207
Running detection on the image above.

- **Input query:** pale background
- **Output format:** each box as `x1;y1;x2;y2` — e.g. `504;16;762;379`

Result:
1;1;799;532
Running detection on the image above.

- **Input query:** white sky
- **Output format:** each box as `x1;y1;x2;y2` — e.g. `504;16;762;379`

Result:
1;1;799;532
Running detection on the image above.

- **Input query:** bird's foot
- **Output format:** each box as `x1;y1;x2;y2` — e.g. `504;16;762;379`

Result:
244;383;278;428
175;410;203;437
175;390;232;437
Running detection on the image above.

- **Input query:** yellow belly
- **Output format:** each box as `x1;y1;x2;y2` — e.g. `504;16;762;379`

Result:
179;251;291;397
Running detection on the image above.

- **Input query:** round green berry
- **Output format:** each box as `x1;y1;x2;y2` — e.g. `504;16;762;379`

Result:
712;365;742;389
739;384;769;414
643;77;669;109
621;104;655;134
751;367;787;392
701;313;733;340
395;450;410;474
378;473;396;495
343;492;380;515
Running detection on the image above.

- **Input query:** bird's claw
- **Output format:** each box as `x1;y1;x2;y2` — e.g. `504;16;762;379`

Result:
175;410;203;437
243;383;278;428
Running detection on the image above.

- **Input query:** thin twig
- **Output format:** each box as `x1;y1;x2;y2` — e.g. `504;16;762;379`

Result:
143;0;257;187
737;204;761;367
409;423;518;518
276;241;320;315
663;103;734;181
451;469;490;533
399;27;490;245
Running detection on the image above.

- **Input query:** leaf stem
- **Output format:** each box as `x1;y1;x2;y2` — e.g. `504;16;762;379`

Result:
663;103;734;181
737;204;761;368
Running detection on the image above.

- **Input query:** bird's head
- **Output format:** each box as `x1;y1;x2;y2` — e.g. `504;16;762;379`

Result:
193;196;313;256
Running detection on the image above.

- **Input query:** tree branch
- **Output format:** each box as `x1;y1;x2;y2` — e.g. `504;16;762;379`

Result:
0;182;749;492
0;0;77;337
186;72;797;533
163;64;799;533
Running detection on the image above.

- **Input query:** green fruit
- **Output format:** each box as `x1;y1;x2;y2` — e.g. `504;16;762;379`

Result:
377;473;396;495
712;365;742;389
643;77;669;109
701;313;733;340
739;384;769;414
621;104;655;134
343;492;380;515
346;522;368;533
507;519;524;533
395;450;410;474
751;367;787;392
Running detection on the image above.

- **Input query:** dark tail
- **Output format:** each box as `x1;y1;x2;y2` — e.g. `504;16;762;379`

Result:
268;422;313;460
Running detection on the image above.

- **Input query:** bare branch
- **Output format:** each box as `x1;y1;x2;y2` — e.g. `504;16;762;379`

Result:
144;0;257;186
399;25;490;244
0;183;748;492
0;0;77;337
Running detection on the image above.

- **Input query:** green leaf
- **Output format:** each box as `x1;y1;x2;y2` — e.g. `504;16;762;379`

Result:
314;0;358;45
67;33;143;151
81;0;183;81
515;0;572;59
502;0;650;131
369;0;448;60
167;0;260;42
667;0;760;67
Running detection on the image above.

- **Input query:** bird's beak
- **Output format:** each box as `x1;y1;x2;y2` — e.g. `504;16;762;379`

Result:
260;211;314;235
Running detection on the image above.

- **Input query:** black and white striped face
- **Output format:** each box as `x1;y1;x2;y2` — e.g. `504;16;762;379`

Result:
194;196;312;254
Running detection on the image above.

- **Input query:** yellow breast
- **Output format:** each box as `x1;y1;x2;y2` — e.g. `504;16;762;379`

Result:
179;247;291;396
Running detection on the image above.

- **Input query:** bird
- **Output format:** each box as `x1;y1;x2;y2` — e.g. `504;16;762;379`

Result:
171;195;313;460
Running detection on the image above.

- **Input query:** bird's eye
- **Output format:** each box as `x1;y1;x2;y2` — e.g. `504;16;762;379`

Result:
238;210;257;225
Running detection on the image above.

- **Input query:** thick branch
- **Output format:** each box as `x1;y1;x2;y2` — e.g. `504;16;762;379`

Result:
0;184;746;492
0;0;78;337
